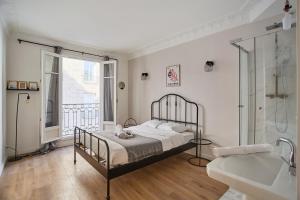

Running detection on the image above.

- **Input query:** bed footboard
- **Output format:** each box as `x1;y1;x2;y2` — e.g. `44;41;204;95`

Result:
73;126;111;200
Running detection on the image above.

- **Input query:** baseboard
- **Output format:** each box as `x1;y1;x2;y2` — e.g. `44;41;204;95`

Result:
56;137;73;148
0;152;8;176
0;159;5;176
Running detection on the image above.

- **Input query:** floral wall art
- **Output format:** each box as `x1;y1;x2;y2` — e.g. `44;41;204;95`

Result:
166;64;180;87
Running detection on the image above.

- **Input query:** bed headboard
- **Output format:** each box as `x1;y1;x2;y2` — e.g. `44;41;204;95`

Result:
151;93;201;139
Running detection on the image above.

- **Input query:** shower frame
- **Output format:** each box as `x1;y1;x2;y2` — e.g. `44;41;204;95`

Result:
231;25;296;145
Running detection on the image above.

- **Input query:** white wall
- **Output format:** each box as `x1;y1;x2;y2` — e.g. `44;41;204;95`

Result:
128;16;283;152
6;32;128;156
0;17;7;174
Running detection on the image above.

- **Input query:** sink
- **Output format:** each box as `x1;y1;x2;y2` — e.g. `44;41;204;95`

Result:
207;152;297;200
221;153;283;185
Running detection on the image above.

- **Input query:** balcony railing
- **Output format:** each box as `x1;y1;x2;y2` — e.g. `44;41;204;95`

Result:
62;103;101;136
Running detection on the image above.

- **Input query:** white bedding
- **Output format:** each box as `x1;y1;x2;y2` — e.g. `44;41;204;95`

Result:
79;125;194;167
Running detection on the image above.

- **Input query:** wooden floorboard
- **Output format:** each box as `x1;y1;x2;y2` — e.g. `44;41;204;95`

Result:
0;147;228;200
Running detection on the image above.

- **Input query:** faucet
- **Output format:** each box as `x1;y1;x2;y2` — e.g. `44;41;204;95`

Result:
276;137;296;176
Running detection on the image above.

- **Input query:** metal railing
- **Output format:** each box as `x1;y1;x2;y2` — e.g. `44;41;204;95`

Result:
62;103;100;136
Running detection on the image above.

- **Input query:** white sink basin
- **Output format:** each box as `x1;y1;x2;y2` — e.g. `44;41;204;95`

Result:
207;152;297;200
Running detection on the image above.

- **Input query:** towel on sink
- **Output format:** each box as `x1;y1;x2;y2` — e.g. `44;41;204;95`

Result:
212;144;273;157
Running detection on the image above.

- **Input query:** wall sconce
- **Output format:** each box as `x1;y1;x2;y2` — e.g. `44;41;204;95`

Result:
118;81;125;90
141;73;149;80
204;61;214;72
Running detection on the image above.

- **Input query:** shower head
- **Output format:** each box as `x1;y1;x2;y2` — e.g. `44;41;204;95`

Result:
282;0;293;30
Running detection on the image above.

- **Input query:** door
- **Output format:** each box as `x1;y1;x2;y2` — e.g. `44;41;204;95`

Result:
101;60;117;131
237;39;255;145
239;49;249;145
41;51;62;144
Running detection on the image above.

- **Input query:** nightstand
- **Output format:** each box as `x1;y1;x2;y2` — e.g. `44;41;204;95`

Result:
188;138;212;167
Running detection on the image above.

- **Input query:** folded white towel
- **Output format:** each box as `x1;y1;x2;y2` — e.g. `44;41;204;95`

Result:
116;131;134;139
115;124;123;136
212;144;273;157
116;131;127;139
114;124;134;139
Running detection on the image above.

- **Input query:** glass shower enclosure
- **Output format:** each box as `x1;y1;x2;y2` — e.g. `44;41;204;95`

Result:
234;27;297;152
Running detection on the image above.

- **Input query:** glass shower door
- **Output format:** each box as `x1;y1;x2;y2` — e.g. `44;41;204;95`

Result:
239;49;249;145
236;27;297;150
255;30;297;147
238;39;255;145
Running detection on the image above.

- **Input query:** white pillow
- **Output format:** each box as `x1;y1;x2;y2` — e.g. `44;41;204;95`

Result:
157;122;189;133
141;120;163;128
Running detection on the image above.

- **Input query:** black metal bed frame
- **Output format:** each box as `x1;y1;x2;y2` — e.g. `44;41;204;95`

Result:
74;93;201;200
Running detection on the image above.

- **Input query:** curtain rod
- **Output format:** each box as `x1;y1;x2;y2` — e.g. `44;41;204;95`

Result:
17;39;118;61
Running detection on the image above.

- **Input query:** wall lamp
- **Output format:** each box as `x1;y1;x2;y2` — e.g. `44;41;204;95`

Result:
204;61;214;72
141;73;149;80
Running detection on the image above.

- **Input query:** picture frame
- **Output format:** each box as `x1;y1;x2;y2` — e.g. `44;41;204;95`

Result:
17;81;27;90
28;82;39;90
7;80;18;89
166;64;180;87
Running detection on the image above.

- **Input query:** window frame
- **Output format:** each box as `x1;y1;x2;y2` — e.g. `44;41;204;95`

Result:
40;50;63;144
41;51;117;139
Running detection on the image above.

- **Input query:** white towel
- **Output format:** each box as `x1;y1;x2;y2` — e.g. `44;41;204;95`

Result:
114;124;134;139
212;144;273;157
115;124;123;136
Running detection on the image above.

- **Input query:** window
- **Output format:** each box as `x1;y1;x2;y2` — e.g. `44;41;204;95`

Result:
46;56;116;136
84;61;95;81
62;58;101;135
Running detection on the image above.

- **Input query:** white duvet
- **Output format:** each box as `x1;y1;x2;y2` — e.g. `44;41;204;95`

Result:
79;125;193;167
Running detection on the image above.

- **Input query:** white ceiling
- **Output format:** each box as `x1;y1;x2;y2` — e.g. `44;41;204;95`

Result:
0;0;293;57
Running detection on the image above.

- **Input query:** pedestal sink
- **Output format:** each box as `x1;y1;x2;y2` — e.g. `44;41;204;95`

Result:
207;152;297;200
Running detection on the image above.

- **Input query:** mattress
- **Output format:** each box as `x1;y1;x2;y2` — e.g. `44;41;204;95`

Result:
78;125;194;167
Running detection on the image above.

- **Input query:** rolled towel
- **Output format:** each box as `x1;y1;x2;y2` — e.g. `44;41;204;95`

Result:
117;131;128;139
114;124;134;139
212;144;273;157
115;131;134;139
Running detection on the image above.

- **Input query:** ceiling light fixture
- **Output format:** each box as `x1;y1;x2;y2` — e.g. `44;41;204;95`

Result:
282;0;292;30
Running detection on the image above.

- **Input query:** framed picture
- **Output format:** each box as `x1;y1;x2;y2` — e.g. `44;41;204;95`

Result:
166;64;180;87
29;82;39;90
17;81;27;90
7;80;18;89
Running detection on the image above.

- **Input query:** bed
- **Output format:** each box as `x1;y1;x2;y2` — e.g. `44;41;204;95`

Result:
74;93;202;200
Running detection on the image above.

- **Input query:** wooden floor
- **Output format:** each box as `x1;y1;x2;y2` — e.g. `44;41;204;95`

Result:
0;147;228;200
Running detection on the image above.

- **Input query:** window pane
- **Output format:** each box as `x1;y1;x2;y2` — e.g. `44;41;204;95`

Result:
84;61;95;81
62;57;100;135
45;73;59;127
